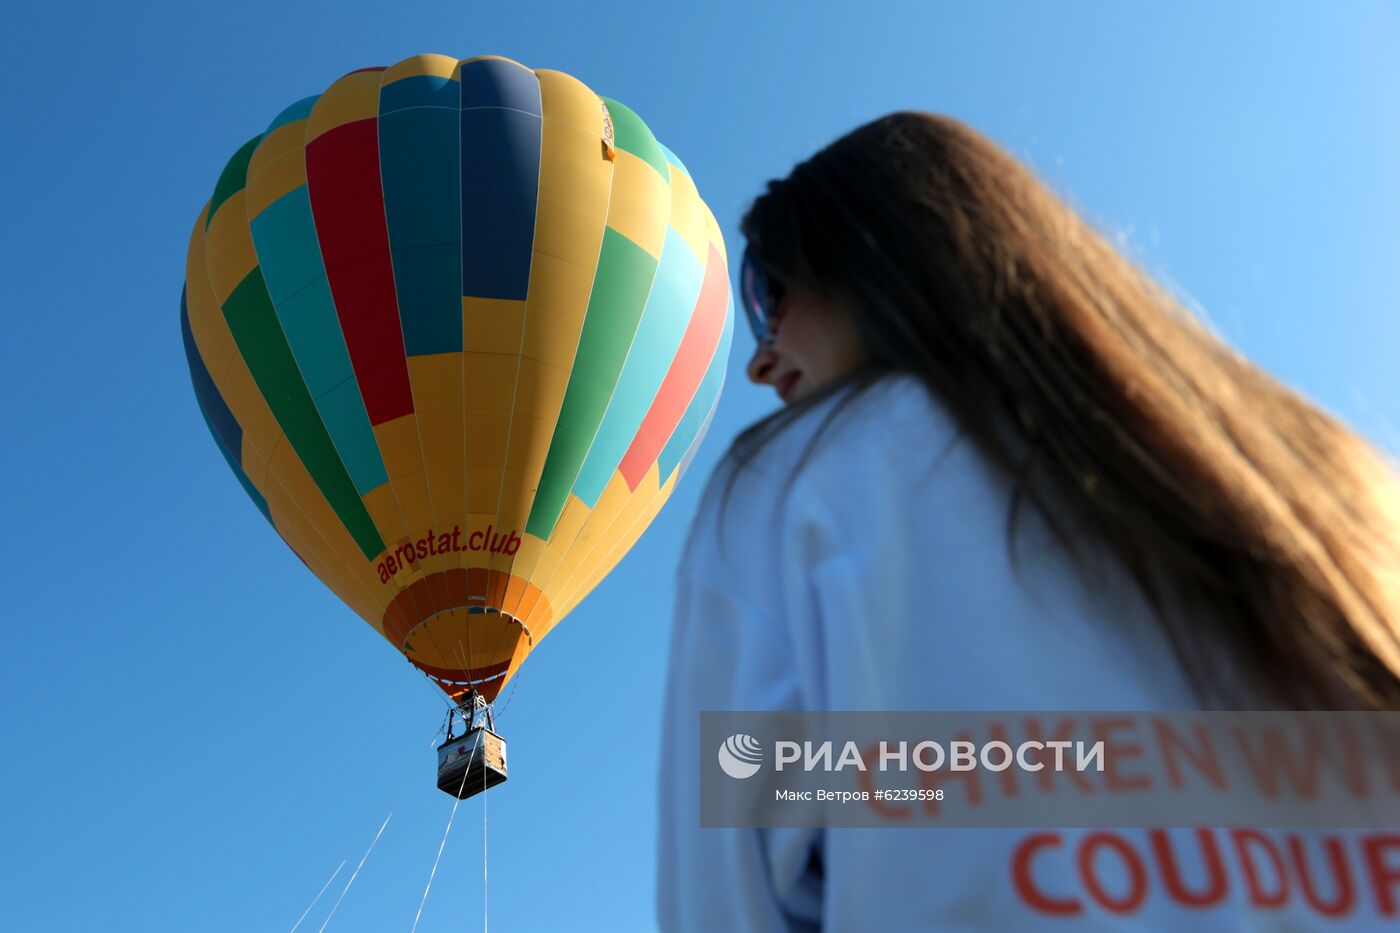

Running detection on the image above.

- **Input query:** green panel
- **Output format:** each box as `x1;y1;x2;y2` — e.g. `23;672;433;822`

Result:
525;228;660;538
600;97;668;180
206;135;263;231
221;269;387;560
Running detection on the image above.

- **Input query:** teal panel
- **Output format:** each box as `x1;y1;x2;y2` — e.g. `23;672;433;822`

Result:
249;188;326;302
525;228;659;538
220;270;385;556
572;226;704;505
659;293;733;481
249;186;388;497
267;95;319;133
336;428;391;496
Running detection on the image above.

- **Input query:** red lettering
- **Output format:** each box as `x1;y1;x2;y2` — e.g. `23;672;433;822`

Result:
1232;829;1289;908
1012;833;1081;915
1362;835;1400;916
1153;717;1225;790
1289;835;1355;917
1092;718;1151;793
1077;832;1148;914
1149;829;1227;907
1234;725;1325;799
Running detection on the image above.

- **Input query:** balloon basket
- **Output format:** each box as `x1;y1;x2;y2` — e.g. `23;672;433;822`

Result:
436;692;508;799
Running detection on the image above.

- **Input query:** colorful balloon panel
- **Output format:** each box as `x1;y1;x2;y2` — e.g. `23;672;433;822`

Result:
182;54;732;702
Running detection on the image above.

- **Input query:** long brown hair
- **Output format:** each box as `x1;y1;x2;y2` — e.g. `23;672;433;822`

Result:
735;111;1400;710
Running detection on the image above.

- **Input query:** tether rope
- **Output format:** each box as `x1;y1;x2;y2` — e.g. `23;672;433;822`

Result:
288;860;344;933
304;727;443;932
410;729;482;932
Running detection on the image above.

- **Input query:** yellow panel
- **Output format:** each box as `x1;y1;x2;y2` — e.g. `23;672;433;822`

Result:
306;70;382;142
509;534;547;574
390;469;435;531
246;148;308;220
517;252;596;320
407;353;463;412
203;197;258;303
464;411;510;468
520;305;585;368
463;353;520;411
459;54;527;70
537;69;606;133
219;352;281;459
185;208;238;382
424;466;467;524
513;358;571;418
247;120;306;179
240;434;270;499
383;52;460;84
666;162;708;264
603;150;669;259
546;466;662;608
703;202;728;266
552;466;678;630
504;412;557;478
418;408;466;468
267;437;367;570
533;194;611;266
363;482;409;544
466;470;504;513
494;468;537;532
529;474;630;596
373;415;426;479
519;494;591;583
463;298;526;356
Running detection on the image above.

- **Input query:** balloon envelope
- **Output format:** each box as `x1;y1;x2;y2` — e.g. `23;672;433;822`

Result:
182;54;733;702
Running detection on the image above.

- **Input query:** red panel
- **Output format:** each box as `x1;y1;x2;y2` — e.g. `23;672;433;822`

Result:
619;242;729;489
306;118;414;425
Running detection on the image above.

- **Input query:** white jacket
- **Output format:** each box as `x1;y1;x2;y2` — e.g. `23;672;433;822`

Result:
658;374;1395;931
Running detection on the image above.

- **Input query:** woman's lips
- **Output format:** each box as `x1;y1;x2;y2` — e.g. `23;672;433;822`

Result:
775;371;800;403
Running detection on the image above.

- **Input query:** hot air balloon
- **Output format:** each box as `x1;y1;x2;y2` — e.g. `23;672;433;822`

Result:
181;54;733;798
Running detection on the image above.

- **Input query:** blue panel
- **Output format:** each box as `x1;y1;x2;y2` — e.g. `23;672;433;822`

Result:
181;293;271;520
459;63;541;302
459;58;543;115
573;227;706;504
181;293;241;459
379;76;462;356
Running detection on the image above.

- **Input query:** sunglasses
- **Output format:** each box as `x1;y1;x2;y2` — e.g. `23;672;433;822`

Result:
738;244;786;344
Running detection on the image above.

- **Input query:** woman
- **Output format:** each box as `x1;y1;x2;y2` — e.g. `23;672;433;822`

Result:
657;112;1400;930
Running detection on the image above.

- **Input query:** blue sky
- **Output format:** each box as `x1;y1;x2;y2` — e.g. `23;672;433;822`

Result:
4;2;1400;930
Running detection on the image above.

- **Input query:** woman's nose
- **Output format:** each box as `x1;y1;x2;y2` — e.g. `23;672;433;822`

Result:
747;342;779;385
